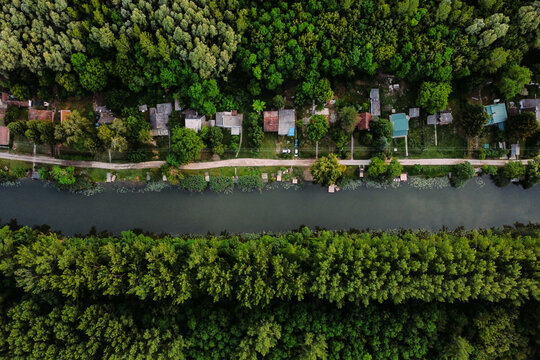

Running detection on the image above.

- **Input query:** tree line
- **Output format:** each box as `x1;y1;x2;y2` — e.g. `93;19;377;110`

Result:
1;0;539;112
0;225;538;359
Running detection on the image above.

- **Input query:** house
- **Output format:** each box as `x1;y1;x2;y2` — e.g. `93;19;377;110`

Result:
485;103;508;130
149;103;173;136
0;92;30;108
59;110;70;123
370;88;380;116
519;99;540;122
409;108;420;118
216;110;243;135
357;112;371;131
95;105;115;124
427;110;453;125
28;109;54;121
184;110;205;133
278;109;295;136
263;111;279;132
0;126;9;147
390;113;409;138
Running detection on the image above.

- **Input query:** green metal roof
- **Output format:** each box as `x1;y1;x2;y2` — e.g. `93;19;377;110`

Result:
485;103;507;126
390;113;409;138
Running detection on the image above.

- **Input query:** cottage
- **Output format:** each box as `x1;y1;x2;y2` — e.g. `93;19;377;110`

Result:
263;111;279;132
409;108;420;118
59;110;71;123
28;109;54;121
370;88;381;116
485;103;508;130
390;113;409;156
390;113;409;138
0;126;9;147
184;110;205;133
278;109;295;136
519;99;540;122
427;110;453;126
149;103;173;136
216;110;243;135
357;112;371;131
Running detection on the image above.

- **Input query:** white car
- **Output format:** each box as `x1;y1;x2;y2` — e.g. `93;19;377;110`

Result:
281;149;291;154
294;148;298;157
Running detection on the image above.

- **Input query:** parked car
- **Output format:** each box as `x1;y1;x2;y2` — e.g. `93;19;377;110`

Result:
281;149;291;154
294;148;298;157
294;138;298;147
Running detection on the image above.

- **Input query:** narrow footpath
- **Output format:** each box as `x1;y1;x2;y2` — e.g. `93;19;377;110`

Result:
0;151;531;170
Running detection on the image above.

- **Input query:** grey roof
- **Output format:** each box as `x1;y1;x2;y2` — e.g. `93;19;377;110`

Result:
370;88;380;116
278;109;296;136
149;107;169;130
156;103;172;115
427;111;453;125
216;111;243;131
520;99;540;109
409;108;420;118
439;111;453;125
138;104;148;112
185;111;205;132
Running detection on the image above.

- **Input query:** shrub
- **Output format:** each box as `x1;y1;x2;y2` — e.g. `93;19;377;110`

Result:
127;149;149;163
451;162;475;188
502;161;526;180
237;175;263;192
53;166;76;185
209;176;234;193
481;165;498;176
11;167;28;178
38;167;50;180
179;175;208;192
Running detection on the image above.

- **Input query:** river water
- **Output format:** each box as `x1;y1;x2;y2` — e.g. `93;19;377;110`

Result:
0;179;539;235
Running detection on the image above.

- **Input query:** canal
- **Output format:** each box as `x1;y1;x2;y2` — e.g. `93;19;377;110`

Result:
0;178;539;235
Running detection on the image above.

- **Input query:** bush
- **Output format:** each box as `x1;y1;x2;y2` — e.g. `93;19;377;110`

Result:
38;167;50;180
11;167;28;178
502;161;526;180
53;166;76;185
179;175;207;192
477;148;486;160
481;165;498;176
237;175;263;192
451;162;475;188
127;149;149;163
209;176;234;193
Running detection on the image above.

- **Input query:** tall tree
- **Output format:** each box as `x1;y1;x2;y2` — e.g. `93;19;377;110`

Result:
167;127;204;167
310;154;346;186
307;115;329;158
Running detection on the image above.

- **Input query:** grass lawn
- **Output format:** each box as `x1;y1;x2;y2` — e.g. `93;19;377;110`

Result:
81;168;110;182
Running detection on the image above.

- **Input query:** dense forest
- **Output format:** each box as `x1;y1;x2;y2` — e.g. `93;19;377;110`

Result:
0;225;538;358
1;0;539;112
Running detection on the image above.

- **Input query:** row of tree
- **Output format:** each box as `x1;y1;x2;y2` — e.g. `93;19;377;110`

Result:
1;226;538;307
1;1;539;113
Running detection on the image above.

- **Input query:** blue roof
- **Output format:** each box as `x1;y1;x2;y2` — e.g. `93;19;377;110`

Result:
287;127;295;136
485;103;507;126
390;113;409;138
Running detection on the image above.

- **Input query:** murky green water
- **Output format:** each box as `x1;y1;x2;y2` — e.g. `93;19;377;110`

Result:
0;178;539;235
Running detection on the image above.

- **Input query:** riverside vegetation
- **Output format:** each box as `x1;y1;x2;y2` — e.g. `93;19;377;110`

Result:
0;225;538;359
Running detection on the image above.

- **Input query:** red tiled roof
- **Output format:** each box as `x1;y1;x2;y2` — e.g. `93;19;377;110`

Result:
28;109;54;121
357;112;371;130
60;110;71;123
0;126;9;146
263;111;279;132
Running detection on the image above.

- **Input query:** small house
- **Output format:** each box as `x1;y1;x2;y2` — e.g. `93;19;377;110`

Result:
28;109;54;121
357;112;371;131
184;110;205;133
95;105;115;124
390;113;409;138
370;88;381;116
263;111;279;132
409;108;420;118
278;109;296;136
216;110;243;135
0;126;10;147
149;103;173;136
485;103;508;130
59;110;71;123
519;99;540;122
427;110;453;125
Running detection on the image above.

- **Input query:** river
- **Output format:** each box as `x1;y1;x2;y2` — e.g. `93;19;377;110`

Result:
0;178;539;235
